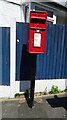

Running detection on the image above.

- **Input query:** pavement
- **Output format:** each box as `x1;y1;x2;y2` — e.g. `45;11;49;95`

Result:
0;93;67;119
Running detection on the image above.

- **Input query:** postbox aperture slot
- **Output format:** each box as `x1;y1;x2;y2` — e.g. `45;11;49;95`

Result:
31;18;46;24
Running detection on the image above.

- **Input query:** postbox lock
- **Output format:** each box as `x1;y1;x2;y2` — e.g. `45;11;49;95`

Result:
36;30;40;32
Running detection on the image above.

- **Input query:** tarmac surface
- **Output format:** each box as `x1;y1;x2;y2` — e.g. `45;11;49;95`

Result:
0;93;67;119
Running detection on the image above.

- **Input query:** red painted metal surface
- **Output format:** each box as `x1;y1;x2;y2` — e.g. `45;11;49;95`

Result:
27;11;48;54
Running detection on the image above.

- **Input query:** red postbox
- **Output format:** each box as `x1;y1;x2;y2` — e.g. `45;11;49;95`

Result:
27;11;48;54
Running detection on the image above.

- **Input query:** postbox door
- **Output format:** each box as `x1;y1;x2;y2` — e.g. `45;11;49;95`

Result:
28;29;46;54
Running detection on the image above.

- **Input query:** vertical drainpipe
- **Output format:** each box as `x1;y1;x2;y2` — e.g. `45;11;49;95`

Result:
20;0;25;22
20;2;32;22
53;13;56;24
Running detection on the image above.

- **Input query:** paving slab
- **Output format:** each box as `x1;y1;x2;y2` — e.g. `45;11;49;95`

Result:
0;93;67;119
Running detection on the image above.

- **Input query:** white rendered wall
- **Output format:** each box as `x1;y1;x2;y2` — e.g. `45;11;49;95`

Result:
18;79;67;94
0;0;24;22
35;79;67;93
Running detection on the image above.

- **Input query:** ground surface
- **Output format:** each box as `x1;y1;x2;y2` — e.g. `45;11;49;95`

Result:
0;93;67;119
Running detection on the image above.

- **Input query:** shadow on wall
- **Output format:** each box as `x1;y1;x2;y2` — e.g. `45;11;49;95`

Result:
19;45;36;92
65;80;67;88
20;81;30;92
20;45;33;81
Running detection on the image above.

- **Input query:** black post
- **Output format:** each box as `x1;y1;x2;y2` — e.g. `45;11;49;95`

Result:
30;54;36;108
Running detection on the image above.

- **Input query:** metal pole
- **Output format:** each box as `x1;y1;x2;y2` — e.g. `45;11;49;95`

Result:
30;54;36;108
